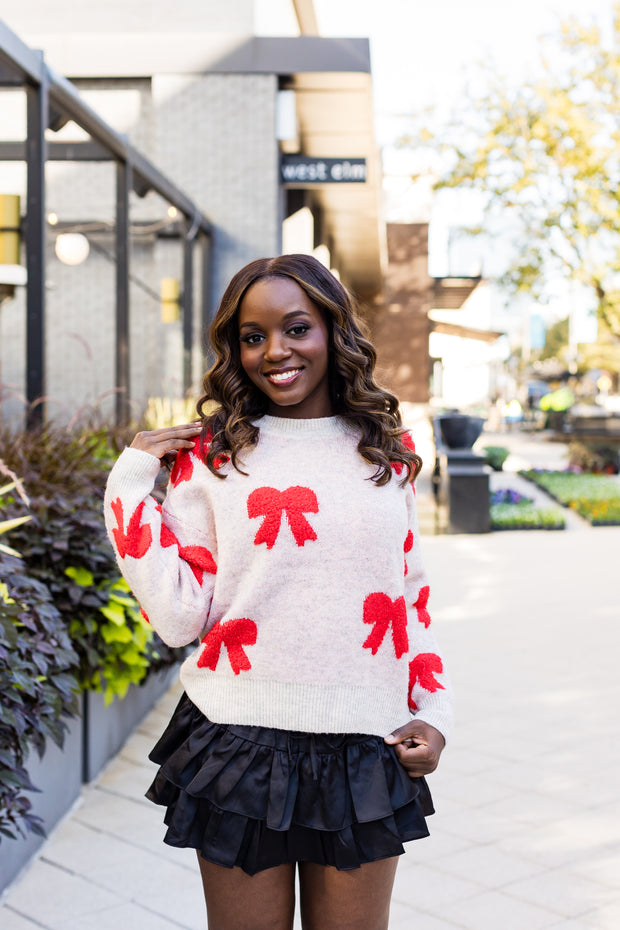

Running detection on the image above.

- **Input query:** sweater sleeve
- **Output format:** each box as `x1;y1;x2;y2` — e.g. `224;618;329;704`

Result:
103;446;217;648
403;480;454;742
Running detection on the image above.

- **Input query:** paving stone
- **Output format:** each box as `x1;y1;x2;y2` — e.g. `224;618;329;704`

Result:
391;861;481;911
438;845;541;889
403;829;473;864
118;730;161;767
0;909;50;930
439;805;531;846
96;755;155;803
567;848;620;890
544;922;598;930
389;899;463;930
479;791;579;827
5;860;122;928
39;819;138;876
55;901;194;930
73;787;168;850
580;898;620;929
436;889;561;930
503;868;617;919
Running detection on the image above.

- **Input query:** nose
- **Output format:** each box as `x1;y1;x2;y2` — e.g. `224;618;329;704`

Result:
263;332;291;362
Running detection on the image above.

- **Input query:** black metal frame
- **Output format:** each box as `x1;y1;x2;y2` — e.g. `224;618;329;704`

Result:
0;21;214;426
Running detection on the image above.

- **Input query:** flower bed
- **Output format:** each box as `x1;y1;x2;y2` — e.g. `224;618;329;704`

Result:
490;488;565;530
520;470;620;525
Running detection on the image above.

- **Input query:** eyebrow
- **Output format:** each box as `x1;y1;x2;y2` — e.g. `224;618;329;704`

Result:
238;310;313;331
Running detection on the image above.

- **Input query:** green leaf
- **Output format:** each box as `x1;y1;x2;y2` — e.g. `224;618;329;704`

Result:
0;515;32;535
0;542;23;558
64;566;94;587
101;623;132;644
99;603;126;626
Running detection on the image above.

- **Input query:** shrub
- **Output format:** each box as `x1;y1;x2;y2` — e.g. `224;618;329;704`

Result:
66;567;168;704
0;425;184;701
483;445;510;471
0;462;80;841
0;547;80;840
568;441;619;474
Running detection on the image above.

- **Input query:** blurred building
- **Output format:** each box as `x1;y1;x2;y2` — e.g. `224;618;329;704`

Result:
368;223;492;407
0;1;383;422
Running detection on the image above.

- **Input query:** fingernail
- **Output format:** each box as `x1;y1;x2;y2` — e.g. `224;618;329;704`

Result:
384;734;395;742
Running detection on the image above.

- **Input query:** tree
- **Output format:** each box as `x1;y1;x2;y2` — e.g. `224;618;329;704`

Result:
540;317;569;362
416;3;620;339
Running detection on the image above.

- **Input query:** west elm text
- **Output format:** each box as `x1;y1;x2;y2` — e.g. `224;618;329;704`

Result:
281;157;367;184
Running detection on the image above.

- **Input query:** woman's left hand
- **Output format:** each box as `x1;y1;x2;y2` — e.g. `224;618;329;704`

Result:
384;720;445;777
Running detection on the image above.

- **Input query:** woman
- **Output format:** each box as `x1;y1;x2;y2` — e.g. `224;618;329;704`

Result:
104;254;453;930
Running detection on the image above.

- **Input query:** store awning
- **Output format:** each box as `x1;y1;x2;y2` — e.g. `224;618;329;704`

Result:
432;276;482;309
430;320;504;343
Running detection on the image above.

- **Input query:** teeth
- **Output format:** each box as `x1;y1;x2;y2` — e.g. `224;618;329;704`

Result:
268;369;301;382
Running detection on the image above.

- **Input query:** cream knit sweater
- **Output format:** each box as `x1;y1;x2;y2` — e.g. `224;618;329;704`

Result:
104;415;453;739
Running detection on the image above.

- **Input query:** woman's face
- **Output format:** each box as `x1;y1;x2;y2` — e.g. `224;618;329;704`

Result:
238;276;333;419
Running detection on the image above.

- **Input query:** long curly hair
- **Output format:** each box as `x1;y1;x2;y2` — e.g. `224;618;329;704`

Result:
196;254;422;485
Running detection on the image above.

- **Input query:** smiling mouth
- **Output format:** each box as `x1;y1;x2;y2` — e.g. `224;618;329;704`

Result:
265;368;303;385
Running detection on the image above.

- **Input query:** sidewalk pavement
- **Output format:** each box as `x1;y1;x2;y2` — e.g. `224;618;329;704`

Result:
2;427;619;929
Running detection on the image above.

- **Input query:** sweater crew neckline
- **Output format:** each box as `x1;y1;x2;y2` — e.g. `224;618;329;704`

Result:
255;414;349;438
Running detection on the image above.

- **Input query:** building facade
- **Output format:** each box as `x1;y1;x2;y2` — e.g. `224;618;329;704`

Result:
0;1;384;423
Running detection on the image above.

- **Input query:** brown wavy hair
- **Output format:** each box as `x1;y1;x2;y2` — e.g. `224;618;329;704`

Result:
196;254;422;485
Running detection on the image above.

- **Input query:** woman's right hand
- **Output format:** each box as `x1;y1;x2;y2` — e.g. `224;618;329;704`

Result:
129;423;203;461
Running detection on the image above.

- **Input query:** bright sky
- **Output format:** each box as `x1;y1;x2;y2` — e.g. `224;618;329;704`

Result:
257;0;617;306
313;0;617;146
312;0;618;278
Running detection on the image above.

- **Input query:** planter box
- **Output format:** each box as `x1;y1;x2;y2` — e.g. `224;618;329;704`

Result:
0;702;83;895
82;665;178;783
447;464;491;534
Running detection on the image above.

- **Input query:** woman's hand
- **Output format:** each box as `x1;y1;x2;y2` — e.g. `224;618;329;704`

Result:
129;423;202;461
384;720;445;777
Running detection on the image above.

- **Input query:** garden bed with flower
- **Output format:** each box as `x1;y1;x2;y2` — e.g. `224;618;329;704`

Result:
490;488;566;531
519;470;620;525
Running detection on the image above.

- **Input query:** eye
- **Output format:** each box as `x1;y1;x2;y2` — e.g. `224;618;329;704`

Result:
241;332;264;345
288;323;310;337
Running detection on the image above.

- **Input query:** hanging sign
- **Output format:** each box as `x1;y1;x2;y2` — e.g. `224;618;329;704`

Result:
281;156;367;184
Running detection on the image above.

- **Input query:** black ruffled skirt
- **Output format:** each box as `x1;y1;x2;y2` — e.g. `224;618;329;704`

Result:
146;692;434;875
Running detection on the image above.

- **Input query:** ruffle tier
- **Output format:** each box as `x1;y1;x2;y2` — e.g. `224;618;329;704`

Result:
146;692;434;875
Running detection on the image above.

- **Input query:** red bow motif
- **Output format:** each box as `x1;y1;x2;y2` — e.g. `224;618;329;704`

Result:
362;593;409;659
170;449;194;487
404;530;413;576
110;499;152;559
408;652;445;711
159;516;176;549
391;431;416;477
414;585;431;628
247;486;319;549
159;523;217;584
179;545;217;584
190;429;229;471
197;618;258;674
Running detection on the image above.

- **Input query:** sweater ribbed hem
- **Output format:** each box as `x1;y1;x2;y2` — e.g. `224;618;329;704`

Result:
180;667;411;738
